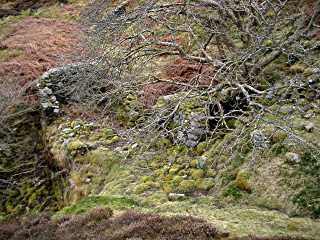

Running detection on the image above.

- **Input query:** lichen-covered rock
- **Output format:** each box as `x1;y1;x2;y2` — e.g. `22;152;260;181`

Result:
251;130;269;148
116;94;145;127
155;93;208;147
235;169;251;193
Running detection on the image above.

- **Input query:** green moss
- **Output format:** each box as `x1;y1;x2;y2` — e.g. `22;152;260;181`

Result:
235;170;251;193
271;131;288;144
80;147;120;173
140;175;153;183
223;183;243;199
191;169;205;179
303;67;314;77
110;135;120;143
261;66;281;86
178;180;196;193
195;142;207;154
156;138;172;148
172;175;184;186
141;192;168;206
271;143;288;155
135;181;159;194
177;169;189;176
55;195;136;216
263;39;273;47
67;139;86;151
206;169;216;178
197;178;215;191
134;184;147;194
266;9;275;17
162;182;174;193
168;166;181;175
102;128;114;137
292;151;320;218
190;159;198;168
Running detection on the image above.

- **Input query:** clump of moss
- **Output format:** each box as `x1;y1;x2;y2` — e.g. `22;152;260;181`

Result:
67;139;87;156
235;169;251;193
134;181;159;194
197;178;215;191
115;94;145;127
271;131;288;144
178;180;196;193
191;169;205;179
81;147;119;170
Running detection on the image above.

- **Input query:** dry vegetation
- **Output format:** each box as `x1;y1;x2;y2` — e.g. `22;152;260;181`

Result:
0;207;306;240
1;0;320;239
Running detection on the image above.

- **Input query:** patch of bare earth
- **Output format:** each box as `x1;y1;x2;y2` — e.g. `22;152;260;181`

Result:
141;58;215;107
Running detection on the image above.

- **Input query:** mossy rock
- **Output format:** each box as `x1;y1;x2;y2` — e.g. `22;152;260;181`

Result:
191;169;205;180
134;182;160;194
178;180;196;193
190;159;198;168
271;131;288;144
168;164;183;176
197;178;215;191
171;175;184;186
140;175;153;183
235;169;251;193
67;139;86;151
263;39;273;47
81;147;120;172
141;192;168;206
102;128;114;137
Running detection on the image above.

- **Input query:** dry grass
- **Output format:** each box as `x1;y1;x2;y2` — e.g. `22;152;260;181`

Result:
0;16;82;86
0;208;223;240
0;207;307;240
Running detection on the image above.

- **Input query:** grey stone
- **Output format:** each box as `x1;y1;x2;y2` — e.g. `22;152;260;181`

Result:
285;152;301;162
38;61;102;114
41;102;49;109
187;133;198;141
304;122;315;132
186;140;198;147
251;130;269;148
168;193;186;201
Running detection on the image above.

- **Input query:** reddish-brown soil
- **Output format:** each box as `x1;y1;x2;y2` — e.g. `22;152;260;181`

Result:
0;16;82;87
141;58;215;107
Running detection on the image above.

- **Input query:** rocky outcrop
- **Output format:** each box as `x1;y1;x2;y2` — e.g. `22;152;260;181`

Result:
38;62;103;114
